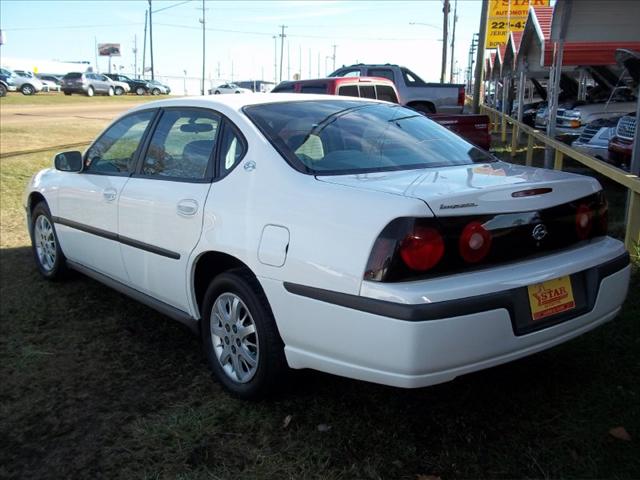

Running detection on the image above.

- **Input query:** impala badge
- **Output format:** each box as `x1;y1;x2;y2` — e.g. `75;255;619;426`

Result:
532;223;548;242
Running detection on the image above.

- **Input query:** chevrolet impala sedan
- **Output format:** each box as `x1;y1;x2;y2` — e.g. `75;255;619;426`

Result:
24;94;631;399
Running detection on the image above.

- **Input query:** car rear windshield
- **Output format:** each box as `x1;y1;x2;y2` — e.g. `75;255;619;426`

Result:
244;100;494;175
64;72;83;79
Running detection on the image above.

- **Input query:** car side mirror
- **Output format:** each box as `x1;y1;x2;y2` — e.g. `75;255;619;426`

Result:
54;151;83;172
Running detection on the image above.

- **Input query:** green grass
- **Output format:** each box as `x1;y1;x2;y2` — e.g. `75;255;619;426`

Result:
1;144;639;478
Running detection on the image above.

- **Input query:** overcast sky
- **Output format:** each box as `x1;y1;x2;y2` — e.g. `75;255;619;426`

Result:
1;0;485;83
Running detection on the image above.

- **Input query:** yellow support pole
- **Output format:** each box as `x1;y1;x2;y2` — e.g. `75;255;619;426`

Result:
510;123;519;157
525;134;534;166
553;150;564;170
624;191;640;254
501;112;507;143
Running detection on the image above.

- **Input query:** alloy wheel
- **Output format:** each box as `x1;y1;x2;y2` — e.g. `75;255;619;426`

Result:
210;292;259;383
34;215;56;272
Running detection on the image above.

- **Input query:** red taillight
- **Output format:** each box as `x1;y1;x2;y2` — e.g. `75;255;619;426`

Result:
457;86;465;106
459;221;492;263
399;226;445;271
575;204;593;240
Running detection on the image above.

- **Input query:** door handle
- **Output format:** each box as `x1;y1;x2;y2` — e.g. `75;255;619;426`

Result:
177;199;199;217
103;188;117;202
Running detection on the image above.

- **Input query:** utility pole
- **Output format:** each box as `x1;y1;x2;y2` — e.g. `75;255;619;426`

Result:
199;0;206;95
142;10;147;78
278;25;287;82
449;0;457;83
273;36;277;84
133;35;138;78
94;36;98;73
148;0;154;80
472;0;488;113
332;44;337;72
440;0;449;83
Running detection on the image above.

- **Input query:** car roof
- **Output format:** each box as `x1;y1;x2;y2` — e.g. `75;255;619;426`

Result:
282;76;395;86
127;93;384;114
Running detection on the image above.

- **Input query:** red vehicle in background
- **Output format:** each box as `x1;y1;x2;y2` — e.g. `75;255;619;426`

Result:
608;114;636;169
272;77;490;151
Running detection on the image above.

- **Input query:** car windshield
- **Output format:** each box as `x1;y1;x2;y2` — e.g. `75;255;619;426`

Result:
244;100;494;175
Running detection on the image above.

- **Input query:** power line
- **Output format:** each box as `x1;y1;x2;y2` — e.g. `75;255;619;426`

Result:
153;22;426;41
4;23;142;31
152;0;193;14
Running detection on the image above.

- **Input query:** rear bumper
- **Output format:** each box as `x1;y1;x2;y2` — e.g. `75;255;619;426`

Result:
62;85;88;94
262;238;630;388
608;136;633;160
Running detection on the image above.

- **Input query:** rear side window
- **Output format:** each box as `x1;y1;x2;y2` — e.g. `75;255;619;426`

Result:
338;85;359;97
300;84;327;94
85;110;156;174
218;124;247;177
401;68;427;86
376;85;399;103
272;82;295;93
330;68;361;78
368;68;395;82
359;85;376;99
142;109;220;180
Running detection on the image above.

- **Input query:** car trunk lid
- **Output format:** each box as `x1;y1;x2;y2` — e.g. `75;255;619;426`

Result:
316;161;601;216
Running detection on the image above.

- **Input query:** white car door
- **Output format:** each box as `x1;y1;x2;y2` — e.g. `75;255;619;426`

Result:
117;107;245;312
54;110;157;282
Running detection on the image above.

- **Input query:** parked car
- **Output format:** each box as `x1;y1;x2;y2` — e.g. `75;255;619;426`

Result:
24;94;630;399
329;63;465;114
274;76;490;150
209;82;252;95
62;72;116;96
272;76;400;100
7;69;44;95
571;116;622;162
535;95;637;141
0;68;18;96
608;114;636;169
36;74;63;86
105;73;152;96
147;79;171;95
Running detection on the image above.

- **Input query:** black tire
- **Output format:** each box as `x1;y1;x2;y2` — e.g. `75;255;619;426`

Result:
86;86;94;97
214;90;221;94
21;84;35;95
151;88;160;95
114;86;124;96
201;270;287;399
135;86;146;95
107;87;114;97
0;84;7;97
64;91;72;96
30;202;68;280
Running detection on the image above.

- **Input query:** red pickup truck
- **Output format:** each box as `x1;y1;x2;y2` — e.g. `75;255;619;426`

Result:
272;77;491;151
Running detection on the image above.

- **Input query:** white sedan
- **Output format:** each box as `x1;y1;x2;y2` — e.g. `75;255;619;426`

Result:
209;82;252;95
24;94;630;399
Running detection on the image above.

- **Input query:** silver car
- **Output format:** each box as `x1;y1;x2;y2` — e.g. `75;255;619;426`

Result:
7;69;44;95
62;72;116;97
